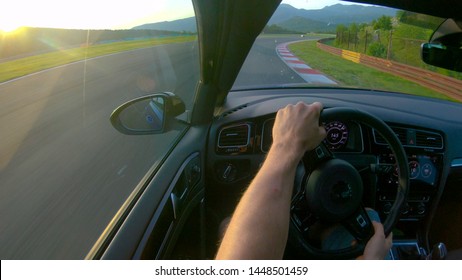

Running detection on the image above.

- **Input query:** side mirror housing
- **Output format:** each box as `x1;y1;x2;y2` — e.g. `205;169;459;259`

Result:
110;92;186;135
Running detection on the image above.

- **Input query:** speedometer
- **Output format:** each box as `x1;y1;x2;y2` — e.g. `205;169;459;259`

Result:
324;121;349;150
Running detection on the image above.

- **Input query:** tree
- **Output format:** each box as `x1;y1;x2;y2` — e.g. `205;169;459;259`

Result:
336;24;347;34
367;42;387;58
358;23;368;32
373;15;392;30
335;24;348;46
349;23;359;33
262;24;297;34
396;10;406;22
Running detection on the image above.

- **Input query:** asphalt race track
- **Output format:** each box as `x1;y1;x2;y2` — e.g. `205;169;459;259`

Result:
0;36;315;259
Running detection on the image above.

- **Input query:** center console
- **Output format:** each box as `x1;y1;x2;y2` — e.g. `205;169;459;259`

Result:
372;125;444;222
371;126;445;259
376;151;443;222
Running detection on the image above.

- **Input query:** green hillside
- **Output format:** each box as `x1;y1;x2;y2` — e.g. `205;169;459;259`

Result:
278;16;336;33
332;15;462;79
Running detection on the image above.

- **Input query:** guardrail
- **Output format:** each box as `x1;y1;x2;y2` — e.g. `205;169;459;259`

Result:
317;39;462;102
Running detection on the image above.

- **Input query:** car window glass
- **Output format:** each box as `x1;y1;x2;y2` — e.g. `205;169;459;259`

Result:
0;0;197;259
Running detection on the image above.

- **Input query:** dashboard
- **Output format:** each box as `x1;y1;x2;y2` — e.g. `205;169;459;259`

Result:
205;88;462;243
210;115;443;220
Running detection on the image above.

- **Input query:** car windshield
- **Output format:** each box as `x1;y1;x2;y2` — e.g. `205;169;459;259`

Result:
1;0;461;260
233;0;461;103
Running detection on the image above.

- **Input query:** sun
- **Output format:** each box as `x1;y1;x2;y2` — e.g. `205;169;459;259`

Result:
0;10;22;34
0;2;23;33
0;24;21;33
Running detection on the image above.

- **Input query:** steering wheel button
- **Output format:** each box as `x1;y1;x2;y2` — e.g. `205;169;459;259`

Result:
315;146;325;158
356;215;367;228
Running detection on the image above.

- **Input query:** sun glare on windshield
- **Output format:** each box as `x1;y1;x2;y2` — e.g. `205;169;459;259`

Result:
0;0;194;31
0;25;20;33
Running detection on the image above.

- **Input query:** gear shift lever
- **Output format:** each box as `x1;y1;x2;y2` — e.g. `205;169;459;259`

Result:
427;242;447;260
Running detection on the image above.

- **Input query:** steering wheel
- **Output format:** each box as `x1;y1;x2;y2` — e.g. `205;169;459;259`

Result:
288;107;409;259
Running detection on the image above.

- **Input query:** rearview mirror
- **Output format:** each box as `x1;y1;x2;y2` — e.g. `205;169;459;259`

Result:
421;42;462;72
110;92;186;135
421;19;462;72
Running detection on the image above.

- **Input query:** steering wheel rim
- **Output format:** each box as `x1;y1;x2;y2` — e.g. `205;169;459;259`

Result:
288;107;409;259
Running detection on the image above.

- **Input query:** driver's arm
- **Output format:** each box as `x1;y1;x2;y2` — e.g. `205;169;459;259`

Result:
215;102;326;259
357;221;393;260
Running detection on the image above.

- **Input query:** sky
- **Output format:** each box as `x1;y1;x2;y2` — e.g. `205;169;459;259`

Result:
284;0;353;9
0;0;358;32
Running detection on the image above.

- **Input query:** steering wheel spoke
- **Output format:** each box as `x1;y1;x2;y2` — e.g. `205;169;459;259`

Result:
302;142;335;172
341;205;374;242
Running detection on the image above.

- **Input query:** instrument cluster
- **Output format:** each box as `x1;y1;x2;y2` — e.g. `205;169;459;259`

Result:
261;119;363;153
324;121;350;150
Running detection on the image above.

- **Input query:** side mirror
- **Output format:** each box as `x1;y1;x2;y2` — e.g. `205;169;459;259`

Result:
110;92;186;135
421;19;462;72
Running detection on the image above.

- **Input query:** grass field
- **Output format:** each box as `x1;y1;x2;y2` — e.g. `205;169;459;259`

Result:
0;36;196;83
334;22;462;80
289;40;456;102
260;33;334;38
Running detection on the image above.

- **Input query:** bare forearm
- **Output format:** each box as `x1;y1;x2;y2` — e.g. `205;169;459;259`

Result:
215;148;299;259
215;102;326;260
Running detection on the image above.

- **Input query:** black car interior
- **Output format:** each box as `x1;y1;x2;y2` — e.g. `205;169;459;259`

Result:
205;88;461;259
93;0;462;260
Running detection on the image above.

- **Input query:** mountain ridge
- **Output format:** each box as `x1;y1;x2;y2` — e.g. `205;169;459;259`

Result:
132;3;397;33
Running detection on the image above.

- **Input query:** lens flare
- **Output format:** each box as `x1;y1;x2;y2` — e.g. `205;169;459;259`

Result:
0;24;20;33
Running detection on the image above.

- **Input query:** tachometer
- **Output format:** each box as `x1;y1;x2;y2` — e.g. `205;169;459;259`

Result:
324;121;349;150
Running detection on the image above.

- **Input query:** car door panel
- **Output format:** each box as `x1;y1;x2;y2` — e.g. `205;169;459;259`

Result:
134;152;203;259
89;125;208;259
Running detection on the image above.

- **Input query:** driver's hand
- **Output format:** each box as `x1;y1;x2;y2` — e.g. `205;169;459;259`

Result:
272;102;326;164
357;222;393;260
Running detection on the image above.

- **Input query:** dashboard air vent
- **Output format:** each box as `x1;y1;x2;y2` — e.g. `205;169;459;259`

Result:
374;127;407;145
374;126;443;149
218;124;250;148
415;131;443;149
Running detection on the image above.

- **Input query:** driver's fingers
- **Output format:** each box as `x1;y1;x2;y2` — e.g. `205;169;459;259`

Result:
371;221;393;250
385;231;393;250
371;221;384;234
311;102;326;137
311;101;323;114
